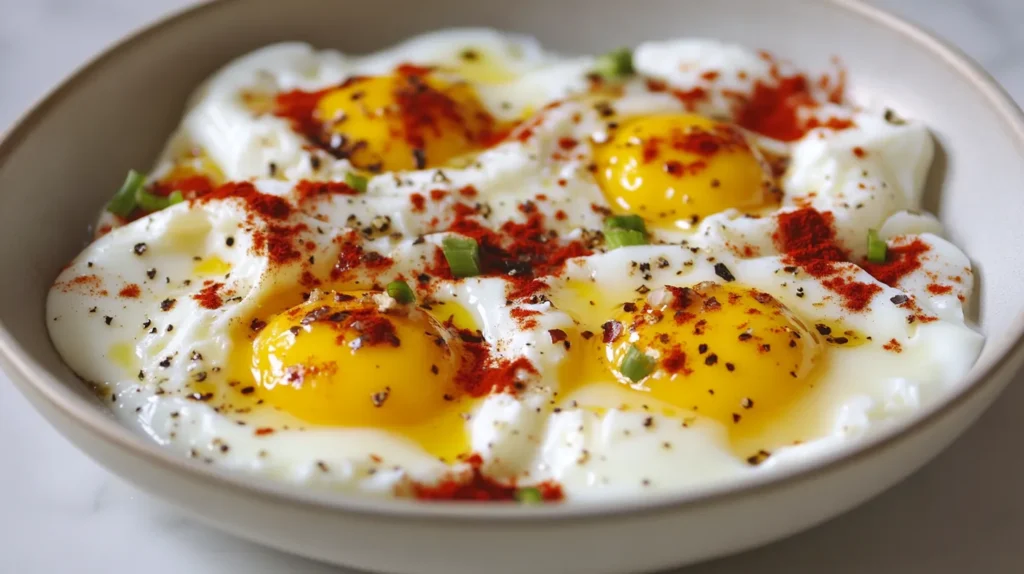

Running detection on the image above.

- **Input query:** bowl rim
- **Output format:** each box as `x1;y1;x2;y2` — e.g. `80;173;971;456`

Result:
3;0;1024;523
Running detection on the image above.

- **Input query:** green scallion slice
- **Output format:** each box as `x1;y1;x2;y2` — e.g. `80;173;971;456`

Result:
441;236;481;278
386;280;415;304
514;487;543;504
106;170;146;217
604;214;647;234
866;229;887;263
621;344;656;383
345;171;368;194
595;48;634;80
135;188;175;212
168;190;185;205
605;228;647;250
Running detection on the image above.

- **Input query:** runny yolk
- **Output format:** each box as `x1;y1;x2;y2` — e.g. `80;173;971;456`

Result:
425;300;478;332
149;151;222;197
601;282;820;432
311;70;501;172
167;153;223;182
250;291;470;460
594;114;773;228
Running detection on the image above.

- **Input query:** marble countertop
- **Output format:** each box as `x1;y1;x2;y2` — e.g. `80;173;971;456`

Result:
2;1;1023;572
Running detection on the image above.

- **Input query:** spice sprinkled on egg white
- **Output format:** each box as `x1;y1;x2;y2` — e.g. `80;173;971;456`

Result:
49;31;981;502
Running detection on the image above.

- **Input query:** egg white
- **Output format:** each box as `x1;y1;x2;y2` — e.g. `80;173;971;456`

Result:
51;31;983;500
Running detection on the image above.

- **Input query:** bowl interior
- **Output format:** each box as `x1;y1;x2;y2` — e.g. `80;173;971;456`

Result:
2;0;1023;511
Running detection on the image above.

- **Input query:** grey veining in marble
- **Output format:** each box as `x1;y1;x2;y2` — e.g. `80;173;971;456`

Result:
1;1;1022;572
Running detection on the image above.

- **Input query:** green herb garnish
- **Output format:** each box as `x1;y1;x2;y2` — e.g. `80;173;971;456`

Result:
135;188;177;212
620;344;656;383
106;169;146;217
595;48;634;80
386;280;415;304
604;214;647;234
345;171;368;194
514;487;543;504
604;215;648;249
867;229;887;263
605;228;647;250
441;236;481;278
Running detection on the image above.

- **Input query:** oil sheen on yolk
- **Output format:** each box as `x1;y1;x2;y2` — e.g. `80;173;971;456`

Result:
603;282;820;430
594;114;771;227
250;292;470;460
315;72;500;172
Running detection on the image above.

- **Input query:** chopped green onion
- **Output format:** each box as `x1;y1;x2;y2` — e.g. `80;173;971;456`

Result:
620;344;656;383
604;215;648;249
605;228;647;250
136;188;184;213
135;188;176;212
441;236;481;278
345;171;368;193
514;487;543;504
867;229;887;263
594;48;634;80
386;280;415;304
106;170;146;217
604;214;647;234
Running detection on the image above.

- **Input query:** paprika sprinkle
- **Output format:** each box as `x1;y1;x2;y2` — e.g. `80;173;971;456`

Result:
412;454;564;502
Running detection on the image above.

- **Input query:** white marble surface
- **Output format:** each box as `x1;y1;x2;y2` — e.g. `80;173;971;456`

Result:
2;0;1023;572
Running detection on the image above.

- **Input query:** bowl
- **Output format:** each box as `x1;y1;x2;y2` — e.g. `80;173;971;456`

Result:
3;0;1024;572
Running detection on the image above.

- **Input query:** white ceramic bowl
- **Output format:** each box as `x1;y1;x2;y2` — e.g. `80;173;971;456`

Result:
3;1;1024;572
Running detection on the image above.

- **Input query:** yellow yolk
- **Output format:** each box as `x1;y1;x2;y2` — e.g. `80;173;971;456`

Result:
164;152;224;185
250;292;470;459
150;150;224;199
192;256;231;276
252;292;461;426
313;70;502;171
425;300;478;332
601;282;820;431
448;47;518;84
594;114;772;228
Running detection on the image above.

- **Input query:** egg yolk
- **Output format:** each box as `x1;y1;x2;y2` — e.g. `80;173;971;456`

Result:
192;255;231;277
594;114;772;228
603;282;820;428
447;47;517;84
313;69;501;171
151;149;223;196
425;300;478;332
251;292;462;427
